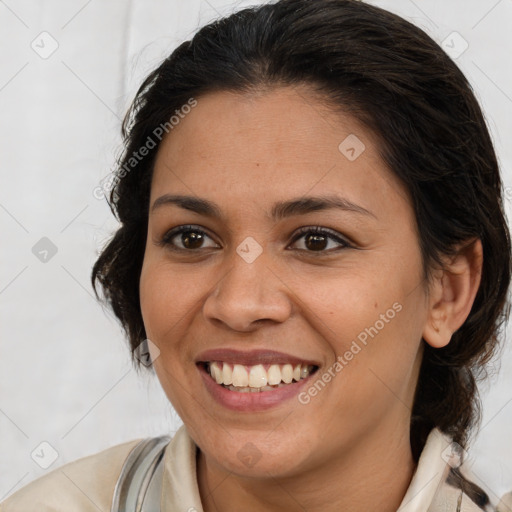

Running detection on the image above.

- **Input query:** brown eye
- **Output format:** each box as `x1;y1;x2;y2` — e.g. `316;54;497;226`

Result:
290;226;350;253
180;230;205;249
161;225;219;251
304;233;329;251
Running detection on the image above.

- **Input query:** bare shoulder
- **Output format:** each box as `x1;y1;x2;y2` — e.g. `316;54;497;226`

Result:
0;438;142;512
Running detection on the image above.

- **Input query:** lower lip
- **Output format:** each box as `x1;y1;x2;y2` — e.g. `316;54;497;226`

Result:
198;364;317;412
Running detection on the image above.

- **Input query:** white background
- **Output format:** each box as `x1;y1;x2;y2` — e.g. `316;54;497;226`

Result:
1;0;511;504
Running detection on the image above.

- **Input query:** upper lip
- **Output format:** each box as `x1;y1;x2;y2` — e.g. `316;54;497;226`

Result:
195;348;320;367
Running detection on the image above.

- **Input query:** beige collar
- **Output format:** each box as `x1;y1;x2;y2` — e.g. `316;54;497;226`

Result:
397;428;453;511
161;425;204;511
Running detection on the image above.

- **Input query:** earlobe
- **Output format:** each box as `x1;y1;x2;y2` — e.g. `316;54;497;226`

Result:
423;239;483;349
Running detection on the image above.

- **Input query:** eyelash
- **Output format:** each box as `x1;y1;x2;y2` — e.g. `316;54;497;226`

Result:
159;224;351;254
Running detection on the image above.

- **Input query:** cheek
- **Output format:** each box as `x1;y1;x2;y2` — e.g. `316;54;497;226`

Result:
139;258;205;342
139;258;209;421
297;258;426;400
335;294;424;416
296;261;420;348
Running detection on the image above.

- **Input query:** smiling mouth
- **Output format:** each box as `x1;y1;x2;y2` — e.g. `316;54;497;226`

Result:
202;361;318;392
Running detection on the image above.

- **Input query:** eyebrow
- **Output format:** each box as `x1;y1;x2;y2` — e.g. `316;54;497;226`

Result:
151;194;376;220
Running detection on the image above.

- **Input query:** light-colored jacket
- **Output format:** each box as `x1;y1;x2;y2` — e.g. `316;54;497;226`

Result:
1;426;510;511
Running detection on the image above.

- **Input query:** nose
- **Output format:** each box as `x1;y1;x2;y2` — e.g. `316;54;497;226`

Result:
202;248;293;332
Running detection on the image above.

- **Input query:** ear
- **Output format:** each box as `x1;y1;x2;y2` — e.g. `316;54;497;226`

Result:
423;239;483;349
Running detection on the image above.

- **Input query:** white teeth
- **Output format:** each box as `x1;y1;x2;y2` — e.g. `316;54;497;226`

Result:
281;364;293;384
249;364;267;387
293;364;301;381
267;364;282;385
225;383;291;392
232;364;249;387
211;362;223;384
222;362;233;385
207;361;315;391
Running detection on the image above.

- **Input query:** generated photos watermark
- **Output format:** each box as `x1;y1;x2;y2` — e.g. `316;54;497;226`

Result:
93;97;198;200
298;301;403;404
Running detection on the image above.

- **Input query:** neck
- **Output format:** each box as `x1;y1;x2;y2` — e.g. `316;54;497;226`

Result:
197;422;416;512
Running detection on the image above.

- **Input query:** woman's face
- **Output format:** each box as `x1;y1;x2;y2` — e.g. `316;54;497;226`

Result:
140;86;429;477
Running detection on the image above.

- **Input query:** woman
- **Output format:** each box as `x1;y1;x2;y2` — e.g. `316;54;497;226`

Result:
2;0;511;510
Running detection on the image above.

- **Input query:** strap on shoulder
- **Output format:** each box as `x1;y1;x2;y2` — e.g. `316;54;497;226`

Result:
111;435;170;512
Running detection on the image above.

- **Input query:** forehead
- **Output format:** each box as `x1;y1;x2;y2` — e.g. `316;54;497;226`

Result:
150;86;410;219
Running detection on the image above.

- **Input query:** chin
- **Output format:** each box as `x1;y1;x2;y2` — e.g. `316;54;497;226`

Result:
197;425;317;478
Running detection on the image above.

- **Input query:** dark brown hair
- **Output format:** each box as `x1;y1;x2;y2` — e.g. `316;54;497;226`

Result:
92;0;511;463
